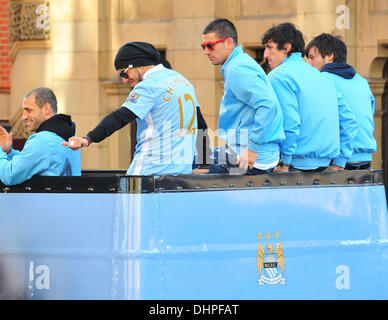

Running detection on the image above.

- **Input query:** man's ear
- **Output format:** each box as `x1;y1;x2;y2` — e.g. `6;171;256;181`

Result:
284;43;292;54
325;52;335;63
226;37;235;50
42;103;53;116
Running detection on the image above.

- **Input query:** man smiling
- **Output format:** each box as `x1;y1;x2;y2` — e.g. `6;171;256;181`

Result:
0;87;81;185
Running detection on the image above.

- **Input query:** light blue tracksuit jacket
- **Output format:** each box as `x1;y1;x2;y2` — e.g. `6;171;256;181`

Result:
268;53;357;169
324;72;376;163
0;131;81;186
219;46;285;165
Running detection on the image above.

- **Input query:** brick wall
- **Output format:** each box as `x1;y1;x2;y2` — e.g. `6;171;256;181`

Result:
0;0;11;93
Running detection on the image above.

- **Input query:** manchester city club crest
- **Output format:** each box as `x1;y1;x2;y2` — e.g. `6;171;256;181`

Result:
128;92;140;104
257;232;286;285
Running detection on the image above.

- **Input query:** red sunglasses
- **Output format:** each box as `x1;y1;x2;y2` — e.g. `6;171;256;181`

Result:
201;37;229;50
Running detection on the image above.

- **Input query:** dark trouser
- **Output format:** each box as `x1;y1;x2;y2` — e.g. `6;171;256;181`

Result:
345;161;371;170
289;166;327;173
208;146;274;175
209;163;273;175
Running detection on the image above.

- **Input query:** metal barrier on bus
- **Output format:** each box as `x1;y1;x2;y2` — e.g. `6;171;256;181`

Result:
0;170;387;299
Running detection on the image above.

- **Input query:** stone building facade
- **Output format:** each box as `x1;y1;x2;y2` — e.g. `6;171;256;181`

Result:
1;0;387;172
0;0;11;124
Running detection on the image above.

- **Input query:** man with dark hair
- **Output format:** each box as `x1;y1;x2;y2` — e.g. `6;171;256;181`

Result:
0;87;81;185
64;41;204;176
200;18;285;174
262;22;305;62
262;23;357;172
305;33;348;67
306;33;376;170
202;18;238;47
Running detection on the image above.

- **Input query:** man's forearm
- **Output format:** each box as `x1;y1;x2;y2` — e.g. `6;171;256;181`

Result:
87;107;138;143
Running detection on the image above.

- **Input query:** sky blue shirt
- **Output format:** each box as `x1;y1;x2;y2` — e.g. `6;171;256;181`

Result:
0;131;81;186
219;46;285;166
268;53;341;169
324;72;376;163
123;65;198;176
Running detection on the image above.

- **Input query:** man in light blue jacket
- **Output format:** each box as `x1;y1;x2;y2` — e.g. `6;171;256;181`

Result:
0;87;81;185
200;18;285;175
262;23;357;172
306;33;376;170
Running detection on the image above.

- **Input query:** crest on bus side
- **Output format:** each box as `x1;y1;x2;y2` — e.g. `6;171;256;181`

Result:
257;232;286;285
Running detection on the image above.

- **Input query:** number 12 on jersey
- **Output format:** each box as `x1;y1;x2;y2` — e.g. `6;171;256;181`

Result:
178;93;197;136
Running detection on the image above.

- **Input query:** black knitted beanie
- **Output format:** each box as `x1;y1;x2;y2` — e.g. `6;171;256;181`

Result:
114;42;160;70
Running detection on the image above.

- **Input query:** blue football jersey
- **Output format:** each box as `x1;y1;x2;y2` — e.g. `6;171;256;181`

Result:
122;65;198;176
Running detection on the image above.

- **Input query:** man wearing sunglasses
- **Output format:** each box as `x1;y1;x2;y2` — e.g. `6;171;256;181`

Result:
63;41;203;176
201;18;285;175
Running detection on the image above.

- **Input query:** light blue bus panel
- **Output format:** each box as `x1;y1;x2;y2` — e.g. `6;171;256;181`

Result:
0;170;387;299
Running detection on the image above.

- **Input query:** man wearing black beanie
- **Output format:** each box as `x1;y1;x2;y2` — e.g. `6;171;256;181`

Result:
113;42;161;88
63;41;210;176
